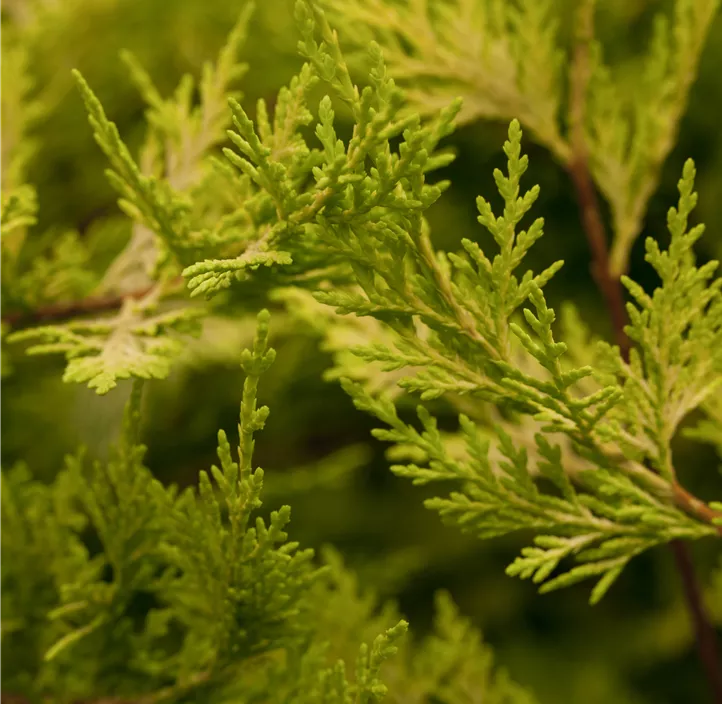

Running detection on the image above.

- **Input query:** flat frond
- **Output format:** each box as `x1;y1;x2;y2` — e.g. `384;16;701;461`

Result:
8;298;204;394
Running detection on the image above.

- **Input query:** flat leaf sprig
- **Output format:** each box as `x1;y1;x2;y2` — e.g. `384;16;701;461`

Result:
181;0;460;300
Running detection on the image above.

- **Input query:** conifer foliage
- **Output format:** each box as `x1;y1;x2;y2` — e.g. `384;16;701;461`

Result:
3;311;537;703
321;0;720;275
3;0;722;701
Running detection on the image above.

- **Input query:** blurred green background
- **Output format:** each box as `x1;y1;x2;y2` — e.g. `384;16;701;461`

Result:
2;0;722;702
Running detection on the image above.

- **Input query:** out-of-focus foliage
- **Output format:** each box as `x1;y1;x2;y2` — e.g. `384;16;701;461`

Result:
3;311;537;704
322;0;720;275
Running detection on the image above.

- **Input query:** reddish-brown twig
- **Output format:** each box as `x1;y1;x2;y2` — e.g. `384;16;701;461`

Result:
568;2;721;699
2;285;157;328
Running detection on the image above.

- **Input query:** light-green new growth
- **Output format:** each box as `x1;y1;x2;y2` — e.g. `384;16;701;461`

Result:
3;0;721;700
321;0;720;276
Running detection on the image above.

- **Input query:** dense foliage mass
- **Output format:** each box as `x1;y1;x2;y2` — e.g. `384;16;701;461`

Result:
2;0;722;702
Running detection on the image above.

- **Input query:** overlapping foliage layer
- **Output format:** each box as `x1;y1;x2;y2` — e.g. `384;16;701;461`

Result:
3;0;721;702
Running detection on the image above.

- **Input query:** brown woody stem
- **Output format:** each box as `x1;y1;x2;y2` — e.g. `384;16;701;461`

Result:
2;286;156;327
2;276;186;328
568;1;722;699
673;483;722;537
